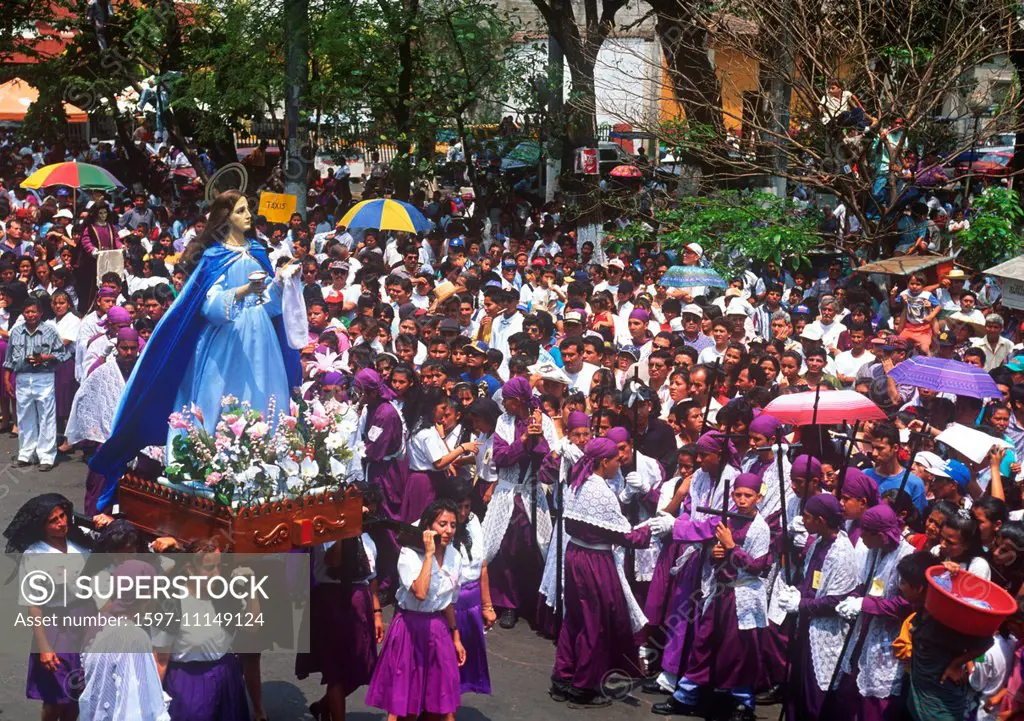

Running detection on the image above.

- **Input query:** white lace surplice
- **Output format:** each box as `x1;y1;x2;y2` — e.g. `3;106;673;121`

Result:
80;622;171;721
698;512;770;631
805;531;858;691
65;355;125;445
539;439;583;611
481;412;555;563
564;473;647;632
839;539;914;698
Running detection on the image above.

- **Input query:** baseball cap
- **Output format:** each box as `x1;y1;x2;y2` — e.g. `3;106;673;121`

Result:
684;242;704;257
881;337;911;351
800;325;823;342
324;290;344;304
438;318;460;333
564;310;587;325
54;209;73;220
530;362;570;385
726;303;748;316
501;258;516;269
792;305;811;316
463;340;489;355
329;260;349;272
936;459;971;492
448;236;466;249
682;303;704;318
531;258;547;267
936;330;954;347
725;287;743;298
1007;355;1024;372
607;258;625;270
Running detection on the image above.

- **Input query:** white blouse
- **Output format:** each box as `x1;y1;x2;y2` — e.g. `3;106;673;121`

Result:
395;545;462;613
407;427;447;472
458;514;484;584
20;539;90;608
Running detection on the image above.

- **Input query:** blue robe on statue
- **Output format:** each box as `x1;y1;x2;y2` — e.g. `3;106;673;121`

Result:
90;239;301;511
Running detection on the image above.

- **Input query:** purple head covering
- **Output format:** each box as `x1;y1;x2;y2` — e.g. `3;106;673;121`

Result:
734;472;762;491
100;306;131;326
840;467;878;506
791;455;822;480
606;426;631;444
354;368;396;402
748;413;782;438
804;493;843;525
321;371;344;386
96;287;118;299
115;327;139;343
569;437;619;489
628;308;650;323
502;376;533;406
696;430;726;454
567;411;590;430
860;504;902;545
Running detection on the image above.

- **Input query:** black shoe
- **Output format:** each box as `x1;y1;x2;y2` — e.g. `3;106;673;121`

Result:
38;464;53;473
641;678;670;695
651;697;700;716
499;609;517;629
567;689;612;709
756;685;784;705
729;704;755;721
14;459;31;468
549;682;570;703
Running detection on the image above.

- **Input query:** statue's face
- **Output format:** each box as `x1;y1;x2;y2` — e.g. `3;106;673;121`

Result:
228;197;251;234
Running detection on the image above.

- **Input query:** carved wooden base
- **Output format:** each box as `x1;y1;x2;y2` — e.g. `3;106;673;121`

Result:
118;473;363;552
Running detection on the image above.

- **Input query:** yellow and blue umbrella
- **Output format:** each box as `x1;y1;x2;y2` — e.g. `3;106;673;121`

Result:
338;198;431;233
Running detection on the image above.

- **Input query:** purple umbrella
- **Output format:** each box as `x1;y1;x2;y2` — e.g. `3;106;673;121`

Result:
887;356;1001;399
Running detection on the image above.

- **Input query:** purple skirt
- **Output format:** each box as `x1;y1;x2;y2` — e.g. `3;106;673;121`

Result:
164;655;249;721
832;672;901;721
295;583;377;693
54;357;77;420
552;543;642;692
26;620;82;704
400;469;447;524
758;618;789;690
455;579;491;695
645;539;682;627
366;608;461;717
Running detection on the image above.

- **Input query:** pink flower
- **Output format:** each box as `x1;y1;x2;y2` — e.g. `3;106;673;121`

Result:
190;403;205;425
168;412;188;430
289;400;299;417
205;471;222;487
214;435;231;451
228;417;247;439
280;415;297;430
247;421;270;438
308;407;331;431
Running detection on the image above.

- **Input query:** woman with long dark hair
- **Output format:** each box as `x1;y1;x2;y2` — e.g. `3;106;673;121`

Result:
76;200;122;314
91;190;304;511
4;494;92;721
366;499;467;720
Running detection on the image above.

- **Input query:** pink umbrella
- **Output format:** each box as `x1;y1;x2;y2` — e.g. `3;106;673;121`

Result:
609;164;643;178
763;390;887;426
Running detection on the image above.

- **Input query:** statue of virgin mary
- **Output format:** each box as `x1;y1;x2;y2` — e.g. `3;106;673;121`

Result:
90;190;305;511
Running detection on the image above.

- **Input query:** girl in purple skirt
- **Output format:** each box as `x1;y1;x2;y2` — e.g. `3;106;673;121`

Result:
366;499;467;721
153;540;252;721
449;481;495;695
4;494;92;721
298;532;384;720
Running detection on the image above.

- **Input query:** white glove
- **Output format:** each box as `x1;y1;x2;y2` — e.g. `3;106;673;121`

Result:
778;585;802;614
642;513;675;536
625;471;649;493
789;515;808;549
836;597;863;620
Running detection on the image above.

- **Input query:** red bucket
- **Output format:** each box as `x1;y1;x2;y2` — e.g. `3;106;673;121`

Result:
924;566;1017;637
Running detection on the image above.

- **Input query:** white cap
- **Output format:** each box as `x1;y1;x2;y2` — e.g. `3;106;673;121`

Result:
800;325;823;341
54;209;73;219
529;362;570;385
914;451;947;475
726;303;748;316
684;242;704;257
607;258;625;269
682;303;704;318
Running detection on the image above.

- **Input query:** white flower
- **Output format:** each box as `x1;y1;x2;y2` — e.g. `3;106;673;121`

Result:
285;476;305;493
261;463;281;481
299;457;319;479
324;432;345;451
329;456;347;479
278;456;300;478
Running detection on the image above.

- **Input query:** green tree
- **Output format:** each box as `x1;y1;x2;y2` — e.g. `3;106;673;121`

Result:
956;187;1024;270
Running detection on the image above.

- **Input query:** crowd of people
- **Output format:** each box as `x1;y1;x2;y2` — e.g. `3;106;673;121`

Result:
1;128;1024;721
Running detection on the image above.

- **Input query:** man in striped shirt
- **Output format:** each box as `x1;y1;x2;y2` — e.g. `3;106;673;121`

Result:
3;299;71;471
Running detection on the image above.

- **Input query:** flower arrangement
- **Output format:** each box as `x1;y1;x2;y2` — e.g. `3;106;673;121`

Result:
162;394;358;508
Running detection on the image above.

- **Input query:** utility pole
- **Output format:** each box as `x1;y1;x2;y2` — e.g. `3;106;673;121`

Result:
546;34;564;201
284;0;310;218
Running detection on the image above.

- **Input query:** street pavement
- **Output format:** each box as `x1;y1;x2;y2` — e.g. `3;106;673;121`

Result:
0;438;773;719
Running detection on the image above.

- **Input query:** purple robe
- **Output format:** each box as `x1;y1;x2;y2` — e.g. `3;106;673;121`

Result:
681;515;771;690
552;518;652;692
363;401;407;596
488;417;549;622
786;535;846;720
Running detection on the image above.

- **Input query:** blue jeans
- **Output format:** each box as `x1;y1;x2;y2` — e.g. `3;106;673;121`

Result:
673;676;755;709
